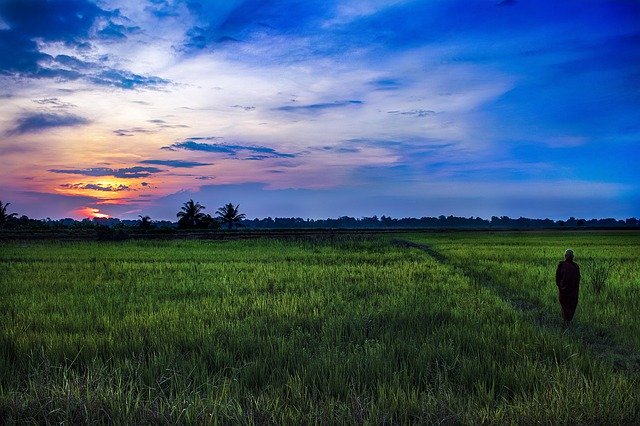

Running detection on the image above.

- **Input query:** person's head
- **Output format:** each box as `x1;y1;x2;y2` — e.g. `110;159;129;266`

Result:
564;249;574;260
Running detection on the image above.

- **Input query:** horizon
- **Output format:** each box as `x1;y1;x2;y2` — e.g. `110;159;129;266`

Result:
1;0;639;221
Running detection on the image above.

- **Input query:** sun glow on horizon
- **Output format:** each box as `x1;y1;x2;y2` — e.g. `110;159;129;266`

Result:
0;0;638;220
74;207;110;219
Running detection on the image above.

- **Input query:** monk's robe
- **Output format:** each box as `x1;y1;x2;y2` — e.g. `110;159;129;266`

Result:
555;260;580;321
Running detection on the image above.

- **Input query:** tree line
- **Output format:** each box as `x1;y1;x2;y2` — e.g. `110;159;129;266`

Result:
1;199;638;231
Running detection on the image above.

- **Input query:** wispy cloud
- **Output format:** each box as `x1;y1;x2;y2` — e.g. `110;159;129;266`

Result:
140;159;213;168
275;100;363;113
387;109;437;117
49;166;162;179
7;112;90;135
147;119;190;129
230;105;256;111
113;127;155;137
369;78;403;91
89;69;169;89
32;98;76;108
162;137;295;159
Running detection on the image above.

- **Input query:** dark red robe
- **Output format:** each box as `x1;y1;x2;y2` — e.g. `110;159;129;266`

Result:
556;260;580;321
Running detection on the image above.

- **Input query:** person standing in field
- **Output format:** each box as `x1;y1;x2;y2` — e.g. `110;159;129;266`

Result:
555;249;580;324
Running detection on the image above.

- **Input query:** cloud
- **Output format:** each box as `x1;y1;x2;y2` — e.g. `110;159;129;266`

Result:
89;69;170;89
275;100;363;113
32;98;76;108
6;112;90;135
0;0;107;43
113;127;155;137
162;137;295;159
147;119;190;128
183;25;242;50
53;54;95;70
370;78;402;91
0;1;169;90
49;166;162;179
312;145;361;154
97;21;140;40
387;109;437;117
144;0;180;19
139;159;213;168
0;144;32;155
230;105;256;111
60;183;131;192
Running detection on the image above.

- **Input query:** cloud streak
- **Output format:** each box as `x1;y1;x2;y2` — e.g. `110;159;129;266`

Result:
49;166;162;179
6;112;90;135
162;137;295;159
275;100;363;113
140;159;213;168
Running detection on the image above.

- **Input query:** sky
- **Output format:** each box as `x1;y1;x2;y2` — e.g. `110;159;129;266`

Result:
0;0;639;221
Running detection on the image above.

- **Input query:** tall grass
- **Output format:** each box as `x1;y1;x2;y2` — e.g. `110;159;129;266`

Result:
1;234;639;423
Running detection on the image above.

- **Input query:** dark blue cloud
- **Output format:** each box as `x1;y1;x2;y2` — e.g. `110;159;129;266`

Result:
140;159;213;168
0;0;107;43
182;25;242;51
275;100;363;113
7;112;90;135
53;54;95;70
163;137;295;158
98;22;140;40
49;166;162;179
0;0;169;89
177;1;336;52
90;69;170;89
370;79;403;91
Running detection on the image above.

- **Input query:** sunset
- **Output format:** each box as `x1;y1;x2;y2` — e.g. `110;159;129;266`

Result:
1;1;640;423
2;0;638;220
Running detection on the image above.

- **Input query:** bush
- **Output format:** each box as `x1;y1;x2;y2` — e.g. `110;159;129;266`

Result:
586;260;613;295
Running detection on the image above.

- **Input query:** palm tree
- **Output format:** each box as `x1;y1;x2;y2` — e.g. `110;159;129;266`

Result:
138;215;152;230
216;203;246;229
177;199;207;228
0;201;17;227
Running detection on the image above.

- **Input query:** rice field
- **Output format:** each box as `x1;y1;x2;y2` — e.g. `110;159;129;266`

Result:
1;231;639;423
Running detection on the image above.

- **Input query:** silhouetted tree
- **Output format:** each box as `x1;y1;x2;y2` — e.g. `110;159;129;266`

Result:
0;201;17;227
177;199;207;229
138;215;153;230
216;203;246;229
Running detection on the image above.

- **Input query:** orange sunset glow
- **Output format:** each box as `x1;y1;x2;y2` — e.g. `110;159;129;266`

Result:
74;207;110;219
0;0;638;221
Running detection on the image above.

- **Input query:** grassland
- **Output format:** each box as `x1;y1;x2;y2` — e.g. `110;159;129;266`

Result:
1;232;639;423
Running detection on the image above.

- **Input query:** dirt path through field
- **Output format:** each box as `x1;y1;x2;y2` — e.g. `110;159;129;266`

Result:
393;239;640;373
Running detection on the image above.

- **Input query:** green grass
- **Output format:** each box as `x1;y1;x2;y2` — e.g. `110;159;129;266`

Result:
1;233;639;423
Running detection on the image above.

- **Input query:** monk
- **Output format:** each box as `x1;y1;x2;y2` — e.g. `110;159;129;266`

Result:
555;249;580;323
